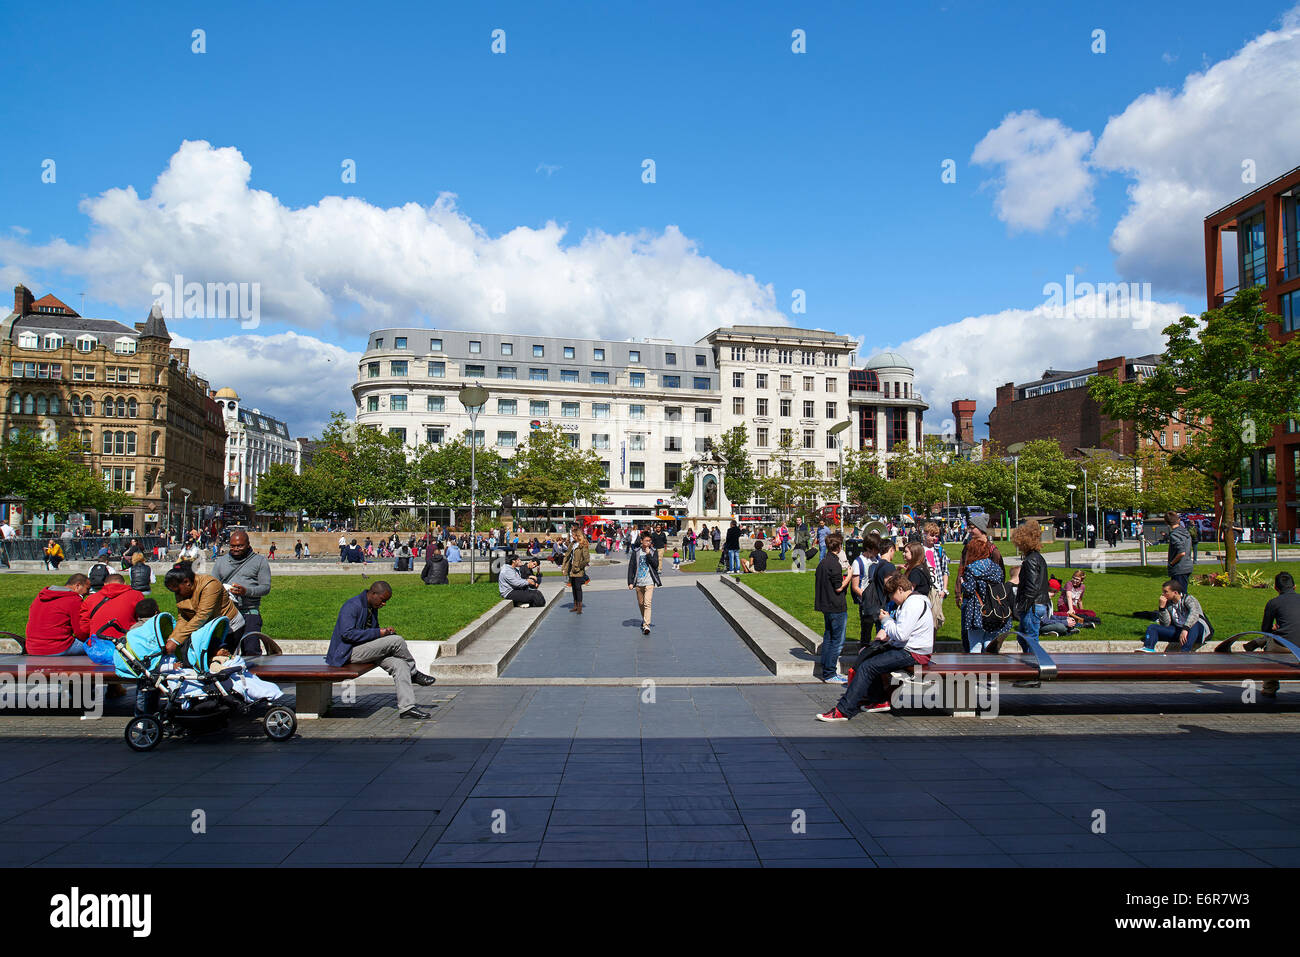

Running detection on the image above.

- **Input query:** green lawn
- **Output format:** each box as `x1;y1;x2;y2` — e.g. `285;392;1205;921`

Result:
740;561;1297;645
0;572;502;642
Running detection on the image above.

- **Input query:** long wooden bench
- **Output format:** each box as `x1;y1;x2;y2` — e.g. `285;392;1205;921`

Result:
887;631;1300;714
0;654;375;719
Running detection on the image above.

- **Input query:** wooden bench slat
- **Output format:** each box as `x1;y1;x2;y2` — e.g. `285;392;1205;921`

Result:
0;654;375;682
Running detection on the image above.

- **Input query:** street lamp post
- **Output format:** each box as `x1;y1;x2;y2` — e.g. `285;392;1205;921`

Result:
1082;469;1089;546
828;419;852;532
1066;484;1077;540
943;482;953;516
1013;455;1019;526
458;383;489;584
164;482;176;543
181;488;192;539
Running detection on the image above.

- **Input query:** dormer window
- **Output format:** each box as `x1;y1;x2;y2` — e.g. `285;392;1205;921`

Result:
114;337;136;355
76;335;96;353
43;334;63;350
17;332;37;349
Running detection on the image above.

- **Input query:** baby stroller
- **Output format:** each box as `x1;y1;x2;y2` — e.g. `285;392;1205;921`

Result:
107;613;297;752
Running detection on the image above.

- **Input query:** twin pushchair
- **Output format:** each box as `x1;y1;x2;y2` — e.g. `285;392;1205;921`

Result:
103;613;297;751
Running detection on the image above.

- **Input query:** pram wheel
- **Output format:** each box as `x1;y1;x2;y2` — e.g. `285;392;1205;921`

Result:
264;706;297;741
125;715;162;752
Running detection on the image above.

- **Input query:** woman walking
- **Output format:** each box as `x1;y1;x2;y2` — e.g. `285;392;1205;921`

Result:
561;526;591;614
960;538;1012;653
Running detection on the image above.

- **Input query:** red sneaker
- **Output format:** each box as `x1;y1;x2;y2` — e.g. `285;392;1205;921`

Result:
816;708;849;722
846;668;855;685
864;702;891;713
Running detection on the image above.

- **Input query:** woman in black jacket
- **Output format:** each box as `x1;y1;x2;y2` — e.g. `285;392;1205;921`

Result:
1010;520;1051;651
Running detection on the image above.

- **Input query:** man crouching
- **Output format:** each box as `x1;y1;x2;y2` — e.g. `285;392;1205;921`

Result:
326;581;437;719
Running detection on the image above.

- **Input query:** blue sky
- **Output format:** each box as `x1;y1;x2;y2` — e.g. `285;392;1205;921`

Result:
2;0;1297;435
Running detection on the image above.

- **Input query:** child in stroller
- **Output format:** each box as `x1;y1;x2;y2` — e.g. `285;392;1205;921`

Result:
106;598;297;751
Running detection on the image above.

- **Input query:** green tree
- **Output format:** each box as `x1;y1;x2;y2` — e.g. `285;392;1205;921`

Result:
1089;287;1300;580
504;423;604;526
0;430;131;518
252;461;302;520
408;436;507;517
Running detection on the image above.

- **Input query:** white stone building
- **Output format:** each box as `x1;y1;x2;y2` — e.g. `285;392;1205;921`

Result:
213;387;301;507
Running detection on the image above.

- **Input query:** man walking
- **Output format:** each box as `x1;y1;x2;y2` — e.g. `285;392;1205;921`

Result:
816;520;829;561
212;529;273;655
628;530;662;635
339;533;348;564
724;520;742;574
1165;511;1194;596
326;581;436;719
815;532;849;682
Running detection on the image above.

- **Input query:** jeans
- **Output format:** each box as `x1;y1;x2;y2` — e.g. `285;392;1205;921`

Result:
1169;573;1190;596
820;611;847;679
237;609;264;656
818;544;827;562
686;541;695;560
1143;621;1204;652
726;548;740;573
837;645;915;716
569;575;584;604
507;587;545;607
54;638;89;656
967;626;994;653
1017;603;1050;652
779;541;789;559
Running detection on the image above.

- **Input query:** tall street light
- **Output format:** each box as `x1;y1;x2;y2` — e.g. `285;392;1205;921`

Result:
828;419;852;531
1082;468;1089;545
458;382;489;584
1066;483;1077;540
164;482;176;542
181;487;192;539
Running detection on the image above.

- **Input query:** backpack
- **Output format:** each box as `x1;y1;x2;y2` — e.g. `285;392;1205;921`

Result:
975;573;1013;633
853;555;886;616
88;562;110;591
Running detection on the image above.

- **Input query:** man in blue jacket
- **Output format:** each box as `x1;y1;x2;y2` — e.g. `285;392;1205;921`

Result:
326;581;437;719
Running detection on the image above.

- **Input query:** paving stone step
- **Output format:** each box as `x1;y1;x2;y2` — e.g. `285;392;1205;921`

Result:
696;577;817;678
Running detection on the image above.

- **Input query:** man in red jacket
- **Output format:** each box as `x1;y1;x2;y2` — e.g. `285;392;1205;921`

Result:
25;573;92;655
80;574;146;641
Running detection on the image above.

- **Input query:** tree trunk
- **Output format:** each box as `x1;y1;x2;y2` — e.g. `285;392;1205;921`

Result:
1222;478;1238;584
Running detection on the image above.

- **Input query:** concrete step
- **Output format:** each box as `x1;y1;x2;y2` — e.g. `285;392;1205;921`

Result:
696;577;817;678
426;580;564;679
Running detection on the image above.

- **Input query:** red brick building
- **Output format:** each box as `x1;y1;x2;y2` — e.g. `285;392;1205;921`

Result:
1204;165;1300;539
987;355;1190;457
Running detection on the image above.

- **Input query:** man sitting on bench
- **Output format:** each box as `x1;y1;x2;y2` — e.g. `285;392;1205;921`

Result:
25;573;92;655
1137;579;1213;653
817;572;934;721
498;554;545;607
326;581;437;719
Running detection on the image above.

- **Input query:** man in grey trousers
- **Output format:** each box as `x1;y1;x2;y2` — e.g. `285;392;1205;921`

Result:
326;581;437;719
212;529;272;655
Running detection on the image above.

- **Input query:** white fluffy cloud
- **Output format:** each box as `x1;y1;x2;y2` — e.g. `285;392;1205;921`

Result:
972;9;1300;292
971;110;1096;232
893;291;1192;438
170;331;360;438
1092;8;1300;292
0;140;788;343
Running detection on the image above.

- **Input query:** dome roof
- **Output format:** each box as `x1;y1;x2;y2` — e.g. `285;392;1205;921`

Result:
214;387;239;400
865;351;912;370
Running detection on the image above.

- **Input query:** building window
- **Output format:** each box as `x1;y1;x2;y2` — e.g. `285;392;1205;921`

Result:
803;429;815;449
665;436;683;452
733;397;745;415
826;433;838;449
561;369;579;383
591;372;609;385
826;402;837;419
468;430;485;448
561;401;579;417
374;337;384;350
395;337;407;349
1283;289;1299;333
529;400;550;418
780;428;792;446
629;462;645;489
629;434;645;451
497;431;517;448
465;364;485;377
695;438;710;453
426;428;444;444
427;396;445;412
696;354;706;367
150;432;160;456
389;427;407;443
593;434;610;450
624;371;643;389
593;403;610;419
665;407;682;422
1239;211;1268;289
732;372;745;389
803;400;814;417
599;461;610;489
803;376;814;391
756;398;768;416
629;404;645;420
778;349;793;364
497;366;517;379
661;375;680;388
367;362;380;378
755;348;769;362
756;428;768;447
390;360;408;376
430;338;443;352
695;408;712;423
756;459;768;477
593;348;605;361
780;399;792;417
693;376;710;390
665;463;681;487
756;373;767;389
780;375;792;390
76;335;95;353
367;396;379;412
802;350;815;366
114;337;136;355
665;352;676;365
827;354;839;367
826;378;837;392
529;367;548;381
469;340;481;354
498;399;517;415
563;434;579;449
500;342;513;356
563;346;575;359
428;361;445;378
528;344;542;358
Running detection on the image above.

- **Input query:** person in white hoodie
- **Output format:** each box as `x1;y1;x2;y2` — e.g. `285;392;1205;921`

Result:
818;572;934;720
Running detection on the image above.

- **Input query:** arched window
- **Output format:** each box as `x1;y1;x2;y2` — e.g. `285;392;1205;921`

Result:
36;395;47;415
70;396;81;416
102;430;113;454
127;398;138;417
150;431;160;456
8;394;18;414
115;397;126;418
114;431;125;455
103;396;114;417
81;430;92;450
49;395;59;414
84;394;95;413
152;400;162;420
124;432;136;455
23;394;34;414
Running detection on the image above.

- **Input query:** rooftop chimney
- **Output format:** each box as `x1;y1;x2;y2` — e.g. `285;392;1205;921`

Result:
13;285;33;317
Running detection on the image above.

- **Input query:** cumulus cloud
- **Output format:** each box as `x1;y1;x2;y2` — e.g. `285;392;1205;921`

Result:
970;110;1096;232
170;331;360;438
1091;8;1300;292
892;291;1192;438
0;140;788;344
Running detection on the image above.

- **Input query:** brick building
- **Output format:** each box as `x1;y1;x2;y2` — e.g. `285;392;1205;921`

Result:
1204;165;1300;538
1;285;226;535
987;355;1188;457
